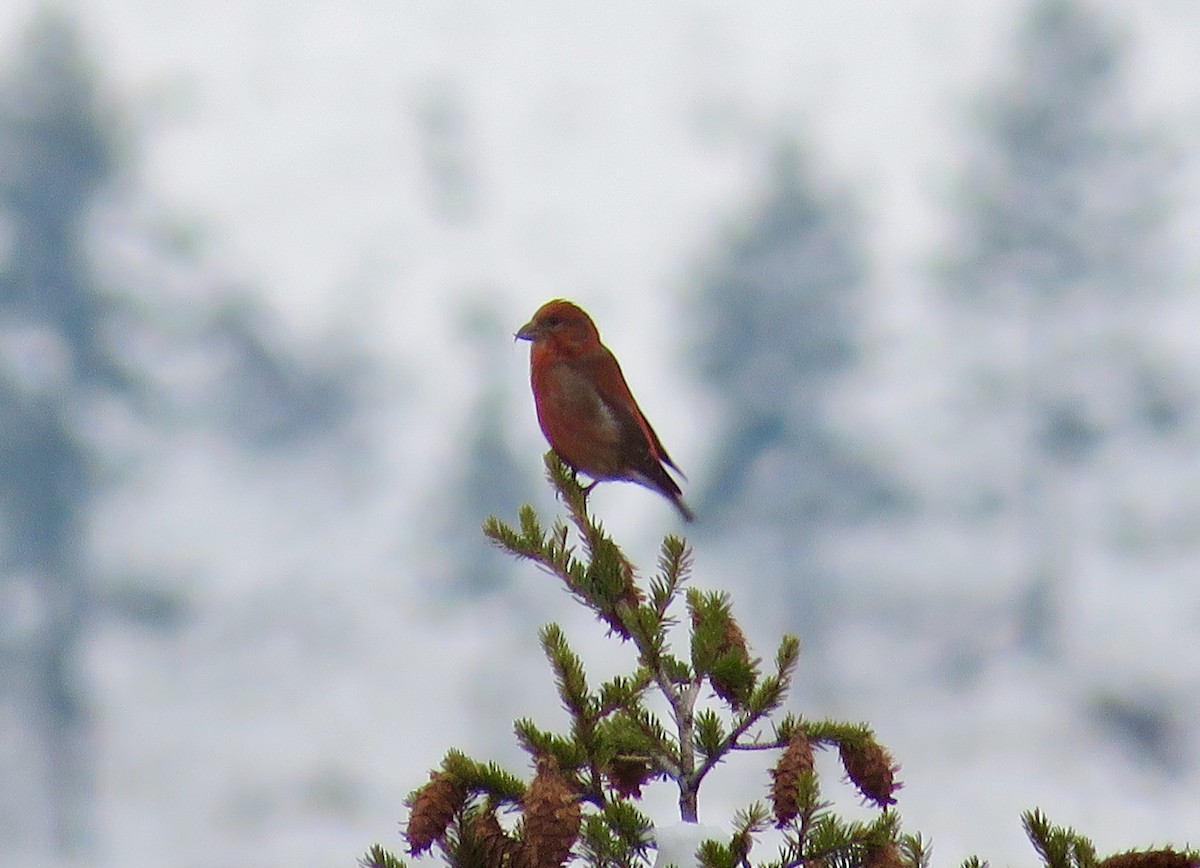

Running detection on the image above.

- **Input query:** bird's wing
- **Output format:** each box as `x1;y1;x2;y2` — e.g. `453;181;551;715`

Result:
581;347;683;478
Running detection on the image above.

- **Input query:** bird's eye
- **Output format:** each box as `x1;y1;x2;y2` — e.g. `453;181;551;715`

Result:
543;316;562;328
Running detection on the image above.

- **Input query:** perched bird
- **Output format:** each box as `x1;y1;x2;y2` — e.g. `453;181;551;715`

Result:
516;299;694;522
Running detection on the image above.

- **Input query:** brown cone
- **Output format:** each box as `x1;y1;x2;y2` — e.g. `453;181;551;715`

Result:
607;756;653;799
839;738;900;807
405;771;467;855
692;606;751;708
470;809;520;868
521;755;581;868
769;731;815;826
1100;851;1200;868
864;841;906;868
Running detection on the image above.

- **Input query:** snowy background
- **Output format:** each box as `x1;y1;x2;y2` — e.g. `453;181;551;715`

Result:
1;1;1198;866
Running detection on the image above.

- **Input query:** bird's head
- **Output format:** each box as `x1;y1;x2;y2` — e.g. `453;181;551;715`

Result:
515;299;601;356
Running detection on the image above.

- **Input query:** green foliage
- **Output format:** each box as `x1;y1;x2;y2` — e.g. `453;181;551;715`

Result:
438;750;526;804
1024;809;1098;868
540;624;590;720
360;843;407;868
514;719;586;776
577;801;656;868
372;453;1197;867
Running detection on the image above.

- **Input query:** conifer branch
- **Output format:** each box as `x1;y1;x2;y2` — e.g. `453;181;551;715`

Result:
377;455;1197;867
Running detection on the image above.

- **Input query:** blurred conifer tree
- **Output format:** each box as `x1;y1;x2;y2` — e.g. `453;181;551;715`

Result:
0;9;362;858
0;11;120;853
434;302;536;597
940;0;1182;659
691;142;897;649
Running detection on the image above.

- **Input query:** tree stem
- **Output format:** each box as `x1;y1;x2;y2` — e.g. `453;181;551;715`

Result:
675;681;700;822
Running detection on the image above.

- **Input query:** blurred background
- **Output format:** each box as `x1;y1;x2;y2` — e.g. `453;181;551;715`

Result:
1;1;1198;866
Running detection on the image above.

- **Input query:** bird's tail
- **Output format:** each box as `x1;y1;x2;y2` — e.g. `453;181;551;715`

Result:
672;494;695;523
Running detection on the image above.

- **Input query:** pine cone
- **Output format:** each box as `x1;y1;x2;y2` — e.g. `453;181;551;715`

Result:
470;809;520;868
617;552;643;608
1100;851;1200;868
598;551;643;639
405;770;466;855
521;755;581;868
864;841;905;868
839;737;899;807
607;756;653;799
769;731;815;825
701;611;751;707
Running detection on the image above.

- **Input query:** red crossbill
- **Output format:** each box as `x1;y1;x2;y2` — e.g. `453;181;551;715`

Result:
516;299;694;522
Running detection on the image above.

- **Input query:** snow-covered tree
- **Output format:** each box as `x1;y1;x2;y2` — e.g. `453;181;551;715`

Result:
0;13;123;852
0;11;365;858
691;143;897;648
940;0;1183;658
432;302;538;598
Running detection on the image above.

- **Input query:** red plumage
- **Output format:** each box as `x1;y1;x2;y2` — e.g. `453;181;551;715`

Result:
516;299;694;522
